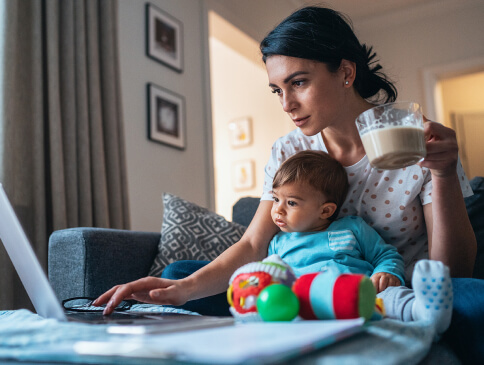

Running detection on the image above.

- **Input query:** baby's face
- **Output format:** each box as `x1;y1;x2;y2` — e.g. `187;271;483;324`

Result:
271;182;329;232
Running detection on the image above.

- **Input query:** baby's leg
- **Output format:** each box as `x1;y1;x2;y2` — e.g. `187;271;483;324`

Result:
377;260;453;335
411;260;453;334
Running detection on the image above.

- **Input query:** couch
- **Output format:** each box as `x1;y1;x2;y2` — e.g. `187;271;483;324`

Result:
48;176;483;363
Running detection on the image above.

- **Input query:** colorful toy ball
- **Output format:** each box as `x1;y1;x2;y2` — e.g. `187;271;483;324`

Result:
292;270;376;321
256;284;300;322
227;255;297;321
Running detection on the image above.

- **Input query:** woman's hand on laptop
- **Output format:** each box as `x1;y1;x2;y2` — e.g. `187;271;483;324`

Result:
92;277;191;315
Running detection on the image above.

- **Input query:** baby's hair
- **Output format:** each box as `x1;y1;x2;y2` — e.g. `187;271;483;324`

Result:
260;6;397;103
272;151;349;220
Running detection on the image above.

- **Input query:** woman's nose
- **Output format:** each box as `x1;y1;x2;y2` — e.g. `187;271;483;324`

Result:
281;92;296;113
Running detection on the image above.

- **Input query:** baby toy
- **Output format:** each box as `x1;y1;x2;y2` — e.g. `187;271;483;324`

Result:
227;256;378;322
256;284;300;321
227;254;297;321
292;269;376;321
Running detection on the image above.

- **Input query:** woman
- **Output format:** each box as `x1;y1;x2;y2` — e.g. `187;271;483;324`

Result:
95;6;480;362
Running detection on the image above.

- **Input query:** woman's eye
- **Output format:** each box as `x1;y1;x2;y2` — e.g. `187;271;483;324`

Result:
271;88;282;95
292;79;305;87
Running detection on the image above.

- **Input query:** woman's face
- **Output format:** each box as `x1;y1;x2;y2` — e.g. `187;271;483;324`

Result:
266;55;347;136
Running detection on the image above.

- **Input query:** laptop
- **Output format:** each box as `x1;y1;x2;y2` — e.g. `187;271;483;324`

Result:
0;183;234;333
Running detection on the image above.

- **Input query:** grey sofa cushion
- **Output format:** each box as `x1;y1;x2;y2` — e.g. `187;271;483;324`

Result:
149;193;247;277
48;228;160;300
232;197;260;227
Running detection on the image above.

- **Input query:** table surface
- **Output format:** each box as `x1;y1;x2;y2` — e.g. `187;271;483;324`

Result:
0;308;442;365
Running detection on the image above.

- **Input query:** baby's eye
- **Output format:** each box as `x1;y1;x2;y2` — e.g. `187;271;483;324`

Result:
288;200;297;207
273;197;279;203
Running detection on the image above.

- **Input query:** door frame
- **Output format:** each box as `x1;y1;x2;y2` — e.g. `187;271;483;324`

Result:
422;56;484;123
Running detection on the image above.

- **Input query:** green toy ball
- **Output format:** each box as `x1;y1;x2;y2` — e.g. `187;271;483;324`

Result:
256;284;299;321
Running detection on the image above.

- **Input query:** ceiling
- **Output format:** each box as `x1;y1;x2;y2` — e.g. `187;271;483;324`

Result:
290;0;436;21
209;0;474;43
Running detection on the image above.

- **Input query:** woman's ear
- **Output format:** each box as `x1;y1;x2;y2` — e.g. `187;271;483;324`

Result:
339;59;356;87
320;202;337;220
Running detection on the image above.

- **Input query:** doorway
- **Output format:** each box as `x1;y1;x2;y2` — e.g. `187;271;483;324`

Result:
438;71;484;179
208;11;293;220
424;59;484;180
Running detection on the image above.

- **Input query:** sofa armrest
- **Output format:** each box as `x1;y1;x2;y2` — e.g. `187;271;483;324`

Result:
48;228;160;301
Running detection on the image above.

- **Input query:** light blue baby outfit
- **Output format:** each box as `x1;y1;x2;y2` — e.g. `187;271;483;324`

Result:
268;216;405;284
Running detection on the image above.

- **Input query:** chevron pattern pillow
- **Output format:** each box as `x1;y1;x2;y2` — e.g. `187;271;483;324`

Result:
149;193;247;277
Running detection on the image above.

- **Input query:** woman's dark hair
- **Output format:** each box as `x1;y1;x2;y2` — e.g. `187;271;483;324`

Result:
260;7;397;103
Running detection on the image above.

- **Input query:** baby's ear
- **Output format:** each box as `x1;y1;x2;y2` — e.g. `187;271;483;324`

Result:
321;202;337;220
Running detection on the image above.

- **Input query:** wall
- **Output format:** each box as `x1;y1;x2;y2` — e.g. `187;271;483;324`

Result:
354;1;484;120
118;0;213;232
209;12;293;220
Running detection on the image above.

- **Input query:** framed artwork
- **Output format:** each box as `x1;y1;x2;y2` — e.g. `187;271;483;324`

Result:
146;3;183;72
147;83;186;150
228;117;252;148
233;160;255;191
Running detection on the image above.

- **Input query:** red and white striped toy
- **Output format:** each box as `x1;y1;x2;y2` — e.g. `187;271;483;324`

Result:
292;269;376;321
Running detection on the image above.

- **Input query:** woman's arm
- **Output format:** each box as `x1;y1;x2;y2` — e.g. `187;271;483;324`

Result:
423;189;476;277
94;201;279;314
421;121;476;277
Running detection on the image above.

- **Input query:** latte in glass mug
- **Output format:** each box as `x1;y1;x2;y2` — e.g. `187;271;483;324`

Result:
356;102;426;170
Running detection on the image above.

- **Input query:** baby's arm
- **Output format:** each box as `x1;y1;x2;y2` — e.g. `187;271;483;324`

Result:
352;217;405;288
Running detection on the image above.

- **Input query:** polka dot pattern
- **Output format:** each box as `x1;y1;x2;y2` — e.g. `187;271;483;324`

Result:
261;128;474;283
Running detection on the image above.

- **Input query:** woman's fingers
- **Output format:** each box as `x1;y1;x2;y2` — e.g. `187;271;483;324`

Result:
92;277;179;315
92;286;120;306
149;285;188;306
420;121;458;176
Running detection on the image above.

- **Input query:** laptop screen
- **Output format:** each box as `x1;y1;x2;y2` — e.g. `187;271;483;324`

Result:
0;184;67;321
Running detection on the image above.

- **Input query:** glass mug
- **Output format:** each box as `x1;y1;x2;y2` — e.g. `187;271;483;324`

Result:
355;102;426;170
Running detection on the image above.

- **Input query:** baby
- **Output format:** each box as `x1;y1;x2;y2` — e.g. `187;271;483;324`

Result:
268;150;452;334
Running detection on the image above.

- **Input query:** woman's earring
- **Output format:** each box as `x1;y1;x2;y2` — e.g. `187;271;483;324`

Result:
345;81;349;85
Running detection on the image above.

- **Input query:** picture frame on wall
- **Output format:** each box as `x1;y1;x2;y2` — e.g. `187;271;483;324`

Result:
232;160;255;191
228;117;252;148
147;83;186;150
146;3;183;72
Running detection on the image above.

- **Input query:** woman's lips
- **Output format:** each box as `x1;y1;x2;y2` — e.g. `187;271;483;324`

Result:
293;116;309;127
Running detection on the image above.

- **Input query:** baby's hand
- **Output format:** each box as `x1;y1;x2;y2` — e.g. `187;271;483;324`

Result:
370;272;401;293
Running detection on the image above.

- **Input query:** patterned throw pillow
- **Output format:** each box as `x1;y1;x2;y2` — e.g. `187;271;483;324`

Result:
149;193;247;277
